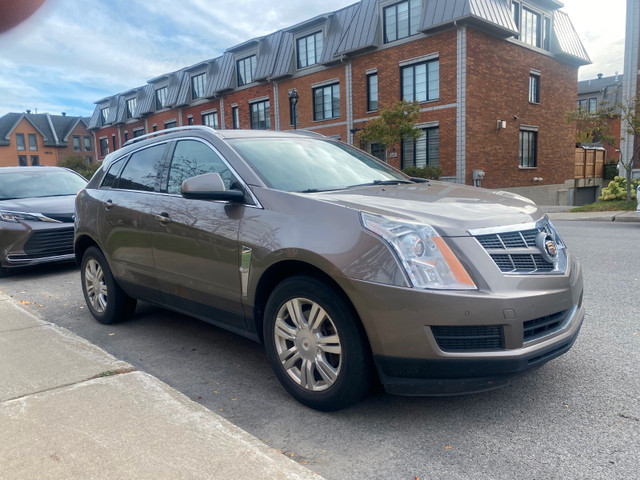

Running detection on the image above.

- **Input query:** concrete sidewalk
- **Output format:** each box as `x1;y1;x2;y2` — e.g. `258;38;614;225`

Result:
545;209;640;223
0;292;323;480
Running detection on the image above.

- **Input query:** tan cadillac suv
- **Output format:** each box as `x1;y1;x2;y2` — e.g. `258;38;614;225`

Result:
74;126;584;411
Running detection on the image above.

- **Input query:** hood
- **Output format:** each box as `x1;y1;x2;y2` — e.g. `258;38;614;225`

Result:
0;195;77;222
307;181;543;236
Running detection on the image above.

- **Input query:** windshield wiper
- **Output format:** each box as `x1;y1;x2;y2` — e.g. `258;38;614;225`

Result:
346;179;413;188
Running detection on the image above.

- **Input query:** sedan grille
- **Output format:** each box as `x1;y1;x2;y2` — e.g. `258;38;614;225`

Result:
23;228;75;258
431;325;505;352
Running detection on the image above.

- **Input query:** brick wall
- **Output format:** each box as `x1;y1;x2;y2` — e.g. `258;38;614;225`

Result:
0;117;57;167
222;84;273;130
465;29;578;188
56;121;93;164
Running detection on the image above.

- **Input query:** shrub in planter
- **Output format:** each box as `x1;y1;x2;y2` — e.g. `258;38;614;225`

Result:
599;176;640;201
403;165;443;180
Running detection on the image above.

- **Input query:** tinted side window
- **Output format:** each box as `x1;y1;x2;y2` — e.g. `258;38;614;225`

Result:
101;158;126;188
118;144;166;192
166;140;234;194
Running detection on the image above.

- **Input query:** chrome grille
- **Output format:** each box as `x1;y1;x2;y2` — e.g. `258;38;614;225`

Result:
472;221;562;274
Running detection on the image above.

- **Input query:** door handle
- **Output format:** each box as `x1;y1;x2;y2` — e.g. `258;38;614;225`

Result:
105;200;114;211
156;212;172;225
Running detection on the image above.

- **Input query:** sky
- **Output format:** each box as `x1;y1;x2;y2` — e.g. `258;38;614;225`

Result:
0;0;629;118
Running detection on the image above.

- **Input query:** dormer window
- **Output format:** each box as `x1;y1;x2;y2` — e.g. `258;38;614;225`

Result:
191;73;206;100
126;98;137;119
512;2;551;50
297;31;323;68
100;107;109;126
237;55;257;87
155;87;168;110
384;0;421;43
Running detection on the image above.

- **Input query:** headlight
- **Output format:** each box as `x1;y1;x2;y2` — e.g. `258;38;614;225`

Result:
0;210;55;223
361;213;476;290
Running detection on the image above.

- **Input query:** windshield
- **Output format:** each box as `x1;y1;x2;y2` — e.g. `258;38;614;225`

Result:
228;138;408;192
0;169;87;201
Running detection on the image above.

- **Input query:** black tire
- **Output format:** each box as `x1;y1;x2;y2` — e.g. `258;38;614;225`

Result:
263;275;372;411
80;246;136;324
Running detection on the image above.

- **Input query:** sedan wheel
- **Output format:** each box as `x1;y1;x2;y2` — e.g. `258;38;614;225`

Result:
264;275;372;411
80;246;136;325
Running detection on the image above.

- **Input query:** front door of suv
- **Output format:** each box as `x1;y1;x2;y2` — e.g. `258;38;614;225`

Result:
152;139;245;328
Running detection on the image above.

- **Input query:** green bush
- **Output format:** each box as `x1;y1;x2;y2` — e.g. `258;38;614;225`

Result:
58;155;99;180
604;162;618;181
403;165;442;180
599;176;640;201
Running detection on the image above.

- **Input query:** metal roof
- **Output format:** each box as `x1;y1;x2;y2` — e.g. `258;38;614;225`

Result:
421;0;518;36
321;3;359;63
136;84;155;116
254;31;285;81
578;75;623;95
552;10;590;65
209;52;235;94
334;0;379;57
271;32;294;79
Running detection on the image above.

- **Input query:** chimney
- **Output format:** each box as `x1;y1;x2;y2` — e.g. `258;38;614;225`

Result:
62;112;66;116
597;73;603;79
26;109;31;114
615;71;619;81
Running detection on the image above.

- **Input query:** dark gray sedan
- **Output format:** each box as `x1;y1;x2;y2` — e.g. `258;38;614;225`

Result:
0;166;87;276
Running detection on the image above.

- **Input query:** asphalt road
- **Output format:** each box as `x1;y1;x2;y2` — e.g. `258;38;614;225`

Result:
1;220;638;480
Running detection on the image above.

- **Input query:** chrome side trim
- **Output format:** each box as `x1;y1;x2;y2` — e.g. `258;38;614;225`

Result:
240;246;252;297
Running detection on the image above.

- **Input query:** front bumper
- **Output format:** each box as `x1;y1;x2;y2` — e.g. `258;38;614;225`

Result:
375;304;583;395
342;252;584;396
1;222;75;268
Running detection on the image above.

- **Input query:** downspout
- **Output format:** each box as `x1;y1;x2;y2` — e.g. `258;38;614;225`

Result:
456;21;467;185
339;54;354;145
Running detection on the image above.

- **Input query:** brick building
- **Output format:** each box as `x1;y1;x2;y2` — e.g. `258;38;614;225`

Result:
88;0;590;204
0;112;93;167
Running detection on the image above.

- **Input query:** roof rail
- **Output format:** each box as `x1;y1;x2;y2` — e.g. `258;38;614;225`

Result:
122;125;215;147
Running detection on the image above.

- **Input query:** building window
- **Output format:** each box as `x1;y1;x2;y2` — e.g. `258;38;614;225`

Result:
237;55;257;87
164;121;177;130
367;73;378;111
297;31;323;68
370;143;386;161
384;0;421;43
578;98;597;113
126;98;137;119
313;83;340;121
124;131;129;142
100;107;109;126
155;87;168;110
512;1;520;36
30;155;39;166
188;116;194;125
73;136;81;151
401;59;439;102
402;127;439;168
519;129;537;168
111;134;117;151
202;112;219;129
153;124;158;132
84;136;92;152
522;7;541;48
232;106;240;129
250;100;271;130
529;73;540;103
100;138;109;157
133;129;144;138
18;155;27;166
543;16;551;50
16;133;25;151
28;134;37;151
191;73;206;100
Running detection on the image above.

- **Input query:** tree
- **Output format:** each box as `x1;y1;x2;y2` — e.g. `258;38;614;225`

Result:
356;100;422;159
567;96;640;202
58;155;100;180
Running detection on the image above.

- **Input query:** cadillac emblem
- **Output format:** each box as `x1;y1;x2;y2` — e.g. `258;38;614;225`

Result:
536;232;559;263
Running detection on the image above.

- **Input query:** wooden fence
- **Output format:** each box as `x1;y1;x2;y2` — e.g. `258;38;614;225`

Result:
574;147;605;179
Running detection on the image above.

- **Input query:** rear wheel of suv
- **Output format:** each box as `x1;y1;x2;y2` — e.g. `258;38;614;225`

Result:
263;276;372;411
81;246;136;325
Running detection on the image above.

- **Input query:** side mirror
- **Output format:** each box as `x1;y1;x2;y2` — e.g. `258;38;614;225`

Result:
181;173;245;202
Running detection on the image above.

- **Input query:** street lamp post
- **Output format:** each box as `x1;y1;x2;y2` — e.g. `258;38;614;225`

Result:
289;89;299;130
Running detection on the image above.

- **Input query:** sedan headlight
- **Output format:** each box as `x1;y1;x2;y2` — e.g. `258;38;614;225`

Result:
361;213;476;290
0;210;58;223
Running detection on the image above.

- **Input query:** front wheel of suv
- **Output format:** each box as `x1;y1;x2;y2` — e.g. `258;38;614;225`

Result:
263;276;372;411
81;246;137;324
